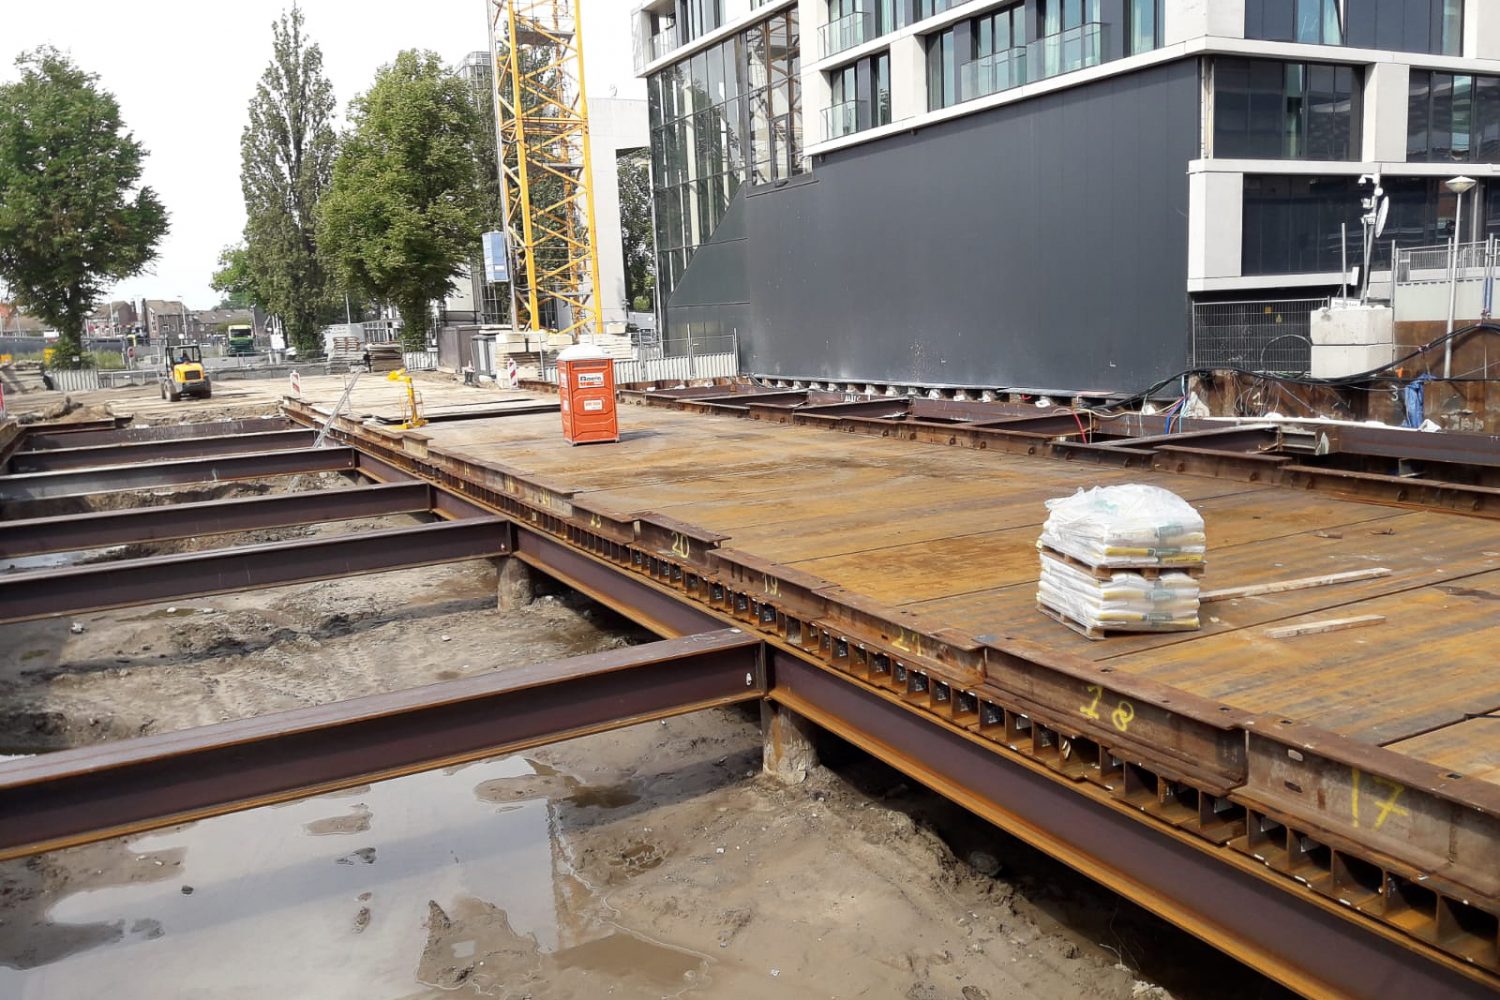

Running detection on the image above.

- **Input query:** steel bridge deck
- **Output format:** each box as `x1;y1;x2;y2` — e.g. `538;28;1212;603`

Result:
277;384;1500;994
5;389;1500;996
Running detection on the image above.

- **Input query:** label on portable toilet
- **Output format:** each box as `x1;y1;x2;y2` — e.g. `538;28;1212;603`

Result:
577;372;605;388
583;398;605;412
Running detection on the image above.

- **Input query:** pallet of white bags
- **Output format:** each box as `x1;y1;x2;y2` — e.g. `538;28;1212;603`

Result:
1038;545;1205;581
1036;602;1200;642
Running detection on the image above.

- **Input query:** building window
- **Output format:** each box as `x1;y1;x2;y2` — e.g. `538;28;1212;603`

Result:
1244;0;1343;45
677;0;724;45
1242;174;1482;275
1127;0;1164;54
1344;0;1461;56
1036;0;1104;77
926;28;958;110
1408;71;1500;163
925;3;1026;110
647;8;804;304
826;51;892;138
915;0;957;19
1213;58;1359;161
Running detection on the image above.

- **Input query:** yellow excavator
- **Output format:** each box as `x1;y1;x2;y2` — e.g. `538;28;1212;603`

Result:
160;344;212;401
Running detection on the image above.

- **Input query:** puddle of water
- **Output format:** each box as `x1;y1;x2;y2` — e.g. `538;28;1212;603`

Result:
0;547;128;574
120;606;211;621
0;754;707;999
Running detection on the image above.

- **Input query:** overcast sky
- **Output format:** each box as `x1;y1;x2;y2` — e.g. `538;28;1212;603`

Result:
2;0;645;309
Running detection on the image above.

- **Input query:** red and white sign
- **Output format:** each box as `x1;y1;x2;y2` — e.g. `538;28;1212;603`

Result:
506;357;519;389
289;370;302;399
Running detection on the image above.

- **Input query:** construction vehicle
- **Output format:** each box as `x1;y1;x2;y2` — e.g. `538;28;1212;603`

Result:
160;344;212;401
226;324;256;356
387;368;426;429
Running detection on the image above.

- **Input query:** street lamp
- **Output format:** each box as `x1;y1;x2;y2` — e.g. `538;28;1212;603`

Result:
1445;175;1477;378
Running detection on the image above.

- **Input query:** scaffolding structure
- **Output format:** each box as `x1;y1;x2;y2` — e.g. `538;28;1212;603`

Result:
488;0;605;343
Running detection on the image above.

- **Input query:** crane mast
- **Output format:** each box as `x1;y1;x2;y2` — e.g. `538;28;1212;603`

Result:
488;0;605;345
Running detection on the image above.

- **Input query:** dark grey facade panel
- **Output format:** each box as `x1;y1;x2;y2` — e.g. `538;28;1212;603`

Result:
666;60;1201;393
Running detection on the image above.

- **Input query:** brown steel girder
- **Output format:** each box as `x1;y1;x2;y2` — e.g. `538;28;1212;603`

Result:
0;629;764;860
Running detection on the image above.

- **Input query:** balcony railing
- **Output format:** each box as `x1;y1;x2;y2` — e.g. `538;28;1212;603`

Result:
634;23;681;72
823;98;865;140
820;9;874;59
959;48;1027;102
1026;22;1105;82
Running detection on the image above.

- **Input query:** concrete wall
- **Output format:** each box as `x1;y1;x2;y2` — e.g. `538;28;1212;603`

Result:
587;98;650;330
668;60;1201;392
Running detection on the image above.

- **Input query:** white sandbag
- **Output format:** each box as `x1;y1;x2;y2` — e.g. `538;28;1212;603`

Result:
1038;484;1206;569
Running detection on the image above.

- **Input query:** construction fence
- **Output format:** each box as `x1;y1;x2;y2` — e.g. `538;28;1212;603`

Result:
540;332;740;386
1189;298;1325;375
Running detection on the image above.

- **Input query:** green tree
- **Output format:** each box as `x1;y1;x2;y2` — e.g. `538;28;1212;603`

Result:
210;243;257;309
0;48;168;368
318;50;485;349
617;148;655;313
240;5;337;356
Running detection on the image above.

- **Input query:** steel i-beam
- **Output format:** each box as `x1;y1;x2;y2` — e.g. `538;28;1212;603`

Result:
0;629;764;859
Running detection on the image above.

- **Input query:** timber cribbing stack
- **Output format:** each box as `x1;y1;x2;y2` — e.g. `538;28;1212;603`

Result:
279;386;1500;998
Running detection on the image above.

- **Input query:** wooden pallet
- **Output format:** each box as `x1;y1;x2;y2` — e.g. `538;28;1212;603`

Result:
1036;602;1201;642
1039;544;1205;581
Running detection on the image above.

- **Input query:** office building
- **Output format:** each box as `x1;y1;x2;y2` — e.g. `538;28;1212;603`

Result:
632;0;1500;391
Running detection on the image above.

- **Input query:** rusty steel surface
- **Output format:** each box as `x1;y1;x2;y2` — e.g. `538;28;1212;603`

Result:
4;428;317;473
0;481;433;558
0;447;357;503
264;392;1500;987
0;517;511;623
17;417;293;451
0;629;763;860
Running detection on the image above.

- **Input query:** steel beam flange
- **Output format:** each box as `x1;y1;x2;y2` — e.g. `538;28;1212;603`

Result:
1237;718;1500;906
0;517;512;623
977;638;1252;789
0;629;765;860
766;650;1499;999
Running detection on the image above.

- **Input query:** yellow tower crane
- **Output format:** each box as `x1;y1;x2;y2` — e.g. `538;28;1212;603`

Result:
489;0;606;345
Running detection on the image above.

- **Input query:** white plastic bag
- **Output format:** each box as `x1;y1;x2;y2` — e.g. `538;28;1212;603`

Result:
1038;484;1206;569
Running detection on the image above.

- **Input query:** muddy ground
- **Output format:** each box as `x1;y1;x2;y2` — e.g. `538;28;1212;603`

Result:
0;402;1292;999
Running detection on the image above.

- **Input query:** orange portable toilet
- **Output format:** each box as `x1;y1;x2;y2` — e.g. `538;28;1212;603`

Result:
556;344;619;445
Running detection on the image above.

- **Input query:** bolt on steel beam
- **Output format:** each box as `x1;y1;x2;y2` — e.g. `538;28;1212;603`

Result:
0;629;764;860
0;447;358;503
0;481;435;558
0;517;513;623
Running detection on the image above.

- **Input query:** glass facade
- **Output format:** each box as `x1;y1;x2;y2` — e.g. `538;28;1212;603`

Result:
1408;71;1500;163
928;4;1026;109
648;8;805;304
822;0;909;58
677;0;724;45
1244;0;1344;44
1213;58;1359;161
827;51;892;138
926;0;1158;111
1242;174;1487;275
1248;0;1464;53
1127;0;1164;55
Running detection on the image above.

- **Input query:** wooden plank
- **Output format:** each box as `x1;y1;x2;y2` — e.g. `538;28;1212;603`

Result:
1201;567;1393;603
1264;614;1387;639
